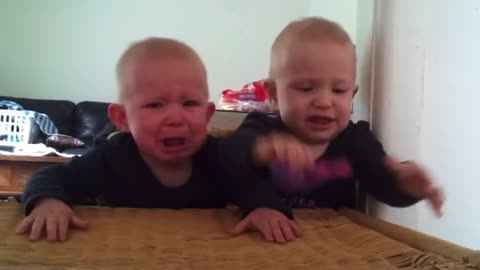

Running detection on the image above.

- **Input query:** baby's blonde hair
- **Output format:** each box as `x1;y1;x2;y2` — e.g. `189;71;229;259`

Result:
116;37;206;101
270;17;355;77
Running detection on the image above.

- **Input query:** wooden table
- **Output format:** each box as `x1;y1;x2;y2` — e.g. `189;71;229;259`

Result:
0;155;70;197
0;203;478;269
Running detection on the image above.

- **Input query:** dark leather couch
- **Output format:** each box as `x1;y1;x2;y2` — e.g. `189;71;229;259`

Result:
0;96;112;152
0;96;251;153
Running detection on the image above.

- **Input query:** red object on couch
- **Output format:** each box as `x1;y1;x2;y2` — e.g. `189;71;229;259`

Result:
219;80;274;112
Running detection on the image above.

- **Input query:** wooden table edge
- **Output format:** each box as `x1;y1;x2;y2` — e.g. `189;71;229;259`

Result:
0;155;70;163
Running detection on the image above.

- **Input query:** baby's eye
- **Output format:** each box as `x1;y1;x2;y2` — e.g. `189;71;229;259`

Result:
296;86;314;92
293;83;314;92
333;88;347;94
183;100;200;107
145;102;163;109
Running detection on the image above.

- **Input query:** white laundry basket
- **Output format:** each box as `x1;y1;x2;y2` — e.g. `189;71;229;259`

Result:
0;109;39;144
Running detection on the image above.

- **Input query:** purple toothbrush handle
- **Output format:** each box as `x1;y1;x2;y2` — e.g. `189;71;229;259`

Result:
272;158;353;194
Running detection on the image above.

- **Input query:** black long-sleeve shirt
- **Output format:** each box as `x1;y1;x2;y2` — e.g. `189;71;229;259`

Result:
218;111;419;210
22;132;292;218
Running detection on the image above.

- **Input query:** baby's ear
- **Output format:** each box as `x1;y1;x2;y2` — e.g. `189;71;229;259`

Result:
108;103;129;132
351;86;359;114
206;102;216;122
264;79;279;104
264;79;281;112
353;85;359;98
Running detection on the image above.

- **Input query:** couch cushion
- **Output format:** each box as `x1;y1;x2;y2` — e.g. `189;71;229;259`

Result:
0;96;76;136
72;101;111;147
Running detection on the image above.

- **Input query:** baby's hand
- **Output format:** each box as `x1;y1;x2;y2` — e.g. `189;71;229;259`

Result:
385;157;444;216
16;198;89;242
231;208;301;244
254;132;315;174
254;132;352;194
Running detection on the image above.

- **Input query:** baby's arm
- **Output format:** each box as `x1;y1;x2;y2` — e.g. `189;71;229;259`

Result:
384;157;444;215
16;198;88;242
254;131;355;195
351;121;443;212
22;149;107;214
18;148;108;242
216;112;290;214
216;113;300;244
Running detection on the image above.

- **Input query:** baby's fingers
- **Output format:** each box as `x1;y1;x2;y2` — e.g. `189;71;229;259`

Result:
295;144;315;172
71;215;89;230
270;221;286;244
16;216;34;235
429;188;445;217
283;141;315;174
46;216;58;242
288;220;302;237
279;219;296;242
260;223;274;242
58;215;69;241
30;217;46;241
286;142;305;173
303;145;316;171
254;136;275;164
272;136;289;165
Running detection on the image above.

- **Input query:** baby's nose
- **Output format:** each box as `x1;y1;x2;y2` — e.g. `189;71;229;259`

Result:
164;106;185;126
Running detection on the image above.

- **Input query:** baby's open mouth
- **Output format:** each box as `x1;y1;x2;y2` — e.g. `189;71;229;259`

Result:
307;116;334;125
163;137;186;147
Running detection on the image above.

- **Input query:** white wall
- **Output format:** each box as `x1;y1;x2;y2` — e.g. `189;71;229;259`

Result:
1;1;369;118
0;0;369;113
370;0;480;249
0;0;310;103
309;0;358;41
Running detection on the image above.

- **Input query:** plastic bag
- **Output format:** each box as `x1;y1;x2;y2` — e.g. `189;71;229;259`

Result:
219;80;275;112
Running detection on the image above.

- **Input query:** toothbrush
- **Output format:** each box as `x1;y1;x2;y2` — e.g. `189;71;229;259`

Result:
272;158;353;194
